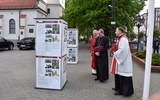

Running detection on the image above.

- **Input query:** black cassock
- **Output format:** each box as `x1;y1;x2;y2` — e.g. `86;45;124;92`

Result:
94;36;109;82
114;74;134;96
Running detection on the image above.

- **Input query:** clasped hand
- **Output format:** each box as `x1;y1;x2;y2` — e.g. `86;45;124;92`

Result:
95;52;100;56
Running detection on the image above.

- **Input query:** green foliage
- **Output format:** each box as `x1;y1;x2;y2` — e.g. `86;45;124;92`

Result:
139;31;144;38
129;31;136;38
134;51;160;66
154;28;160;38
63;0;147;36
152;54;160;66
134;51;146;59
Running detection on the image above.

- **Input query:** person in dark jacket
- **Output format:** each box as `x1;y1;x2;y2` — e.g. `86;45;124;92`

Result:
153;37;159;54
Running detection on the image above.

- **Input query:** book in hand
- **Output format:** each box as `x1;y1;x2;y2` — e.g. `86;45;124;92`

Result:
94;46;106;57
94;46;104;52
110;43;118;53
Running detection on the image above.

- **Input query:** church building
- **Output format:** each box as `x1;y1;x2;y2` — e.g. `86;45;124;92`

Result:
0;0;65;41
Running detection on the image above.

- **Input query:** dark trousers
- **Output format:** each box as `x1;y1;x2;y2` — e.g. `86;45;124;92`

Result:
96;59;100;79
153;47;159;53
114;74;120;91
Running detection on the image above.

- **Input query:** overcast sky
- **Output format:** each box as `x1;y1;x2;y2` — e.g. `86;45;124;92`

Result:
140;0;160;14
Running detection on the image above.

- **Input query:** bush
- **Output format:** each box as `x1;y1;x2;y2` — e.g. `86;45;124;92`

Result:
134;51;146;59
154;28;160;38
152;54;160;66
134;51;160;66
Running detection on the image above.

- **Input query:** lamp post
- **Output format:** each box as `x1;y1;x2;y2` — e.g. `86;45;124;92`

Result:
110;0;116;57
111;0;115;43
134;14;145;52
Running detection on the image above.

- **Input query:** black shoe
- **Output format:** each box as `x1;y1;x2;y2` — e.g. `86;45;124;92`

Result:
99;80;106;83
114;92;121;95
94;78;99;81
112;88;116;90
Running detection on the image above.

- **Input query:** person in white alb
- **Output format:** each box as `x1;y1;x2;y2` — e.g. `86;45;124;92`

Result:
110;27;134;96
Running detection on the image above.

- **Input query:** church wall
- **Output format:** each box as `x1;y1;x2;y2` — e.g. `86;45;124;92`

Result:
20;18;25;26
0;18;2;26
0;0;65;40
46;0;65;9
20;9;38;38
37;11;47;18
0;10;19;40
47;5;63;18
38;1;47;12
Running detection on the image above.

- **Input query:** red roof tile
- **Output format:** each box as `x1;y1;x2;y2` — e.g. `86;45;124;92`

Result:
0;0;37;9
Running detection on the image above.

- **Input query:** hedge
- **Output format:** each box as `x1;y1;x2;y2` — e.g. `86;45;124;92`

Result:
134;51;160;66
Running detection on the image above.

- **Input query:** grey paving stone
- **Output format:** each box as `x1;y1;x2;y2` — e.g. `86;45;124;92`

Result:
0;44;160;100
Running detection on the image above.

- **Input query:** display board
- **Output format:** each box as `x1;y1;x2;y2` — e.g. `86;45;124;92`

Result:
67;28;78;47
35;18;68;90
36;20;67;57
67;28;79;64
36;56;67;89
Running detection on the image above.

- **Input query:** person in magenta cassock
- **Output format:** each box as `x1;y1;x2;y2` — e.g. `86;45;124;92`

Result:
94;28;109;82
110;27;134;96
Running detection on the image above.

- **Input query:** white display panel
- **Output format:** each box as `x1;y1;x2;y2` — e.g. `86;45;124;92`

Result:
36;24;62;57
61;56;67;86
67;28;79;64
67;47;78;64
61;24;68;56
67;28;78;47
36;20;67;57
36;57;61;89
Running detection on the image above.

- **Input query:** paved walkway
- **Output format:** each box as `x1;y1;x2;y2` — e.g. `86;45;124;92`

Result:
0;43;160;100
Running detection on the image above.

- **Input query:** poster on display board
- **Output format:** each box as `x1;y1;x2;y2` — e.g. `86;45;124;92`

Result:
62;56;67;86
35;19;67;57
61;24;68;56
67;47;78;64
36;56;67;90
67;28;78;47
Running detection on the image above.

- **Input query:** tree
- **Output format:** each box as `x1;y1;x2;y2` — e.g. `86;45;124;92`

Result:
154;28;160;38
63;0;147;36
129;31;136;39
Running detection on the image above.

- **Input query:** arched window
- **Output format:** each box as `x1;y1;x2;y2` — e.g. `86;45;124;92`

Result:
9;19;15;33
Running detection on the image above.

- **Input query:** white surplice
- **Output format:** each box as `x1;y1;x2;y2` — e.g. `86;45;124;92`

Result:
113;37;133;77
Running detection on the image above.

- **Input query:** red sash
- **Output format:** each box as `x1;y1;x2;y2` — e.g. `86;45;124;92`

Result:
110;35;128;75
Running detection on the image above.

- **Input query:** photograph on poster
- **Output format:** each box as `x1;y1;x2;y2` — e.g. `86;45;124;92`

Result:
44;59;59;77
45;64;52;76
52;35;60;42
45;29;52;34
45;59;52;63
45;24;52;28
53;24;60;34
63;57;67;74
45;35;52;42
45;24;52;34
52;70;59;77
63;29;67;42
52;60;59;69
68;31;76;45
68;48;76;62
